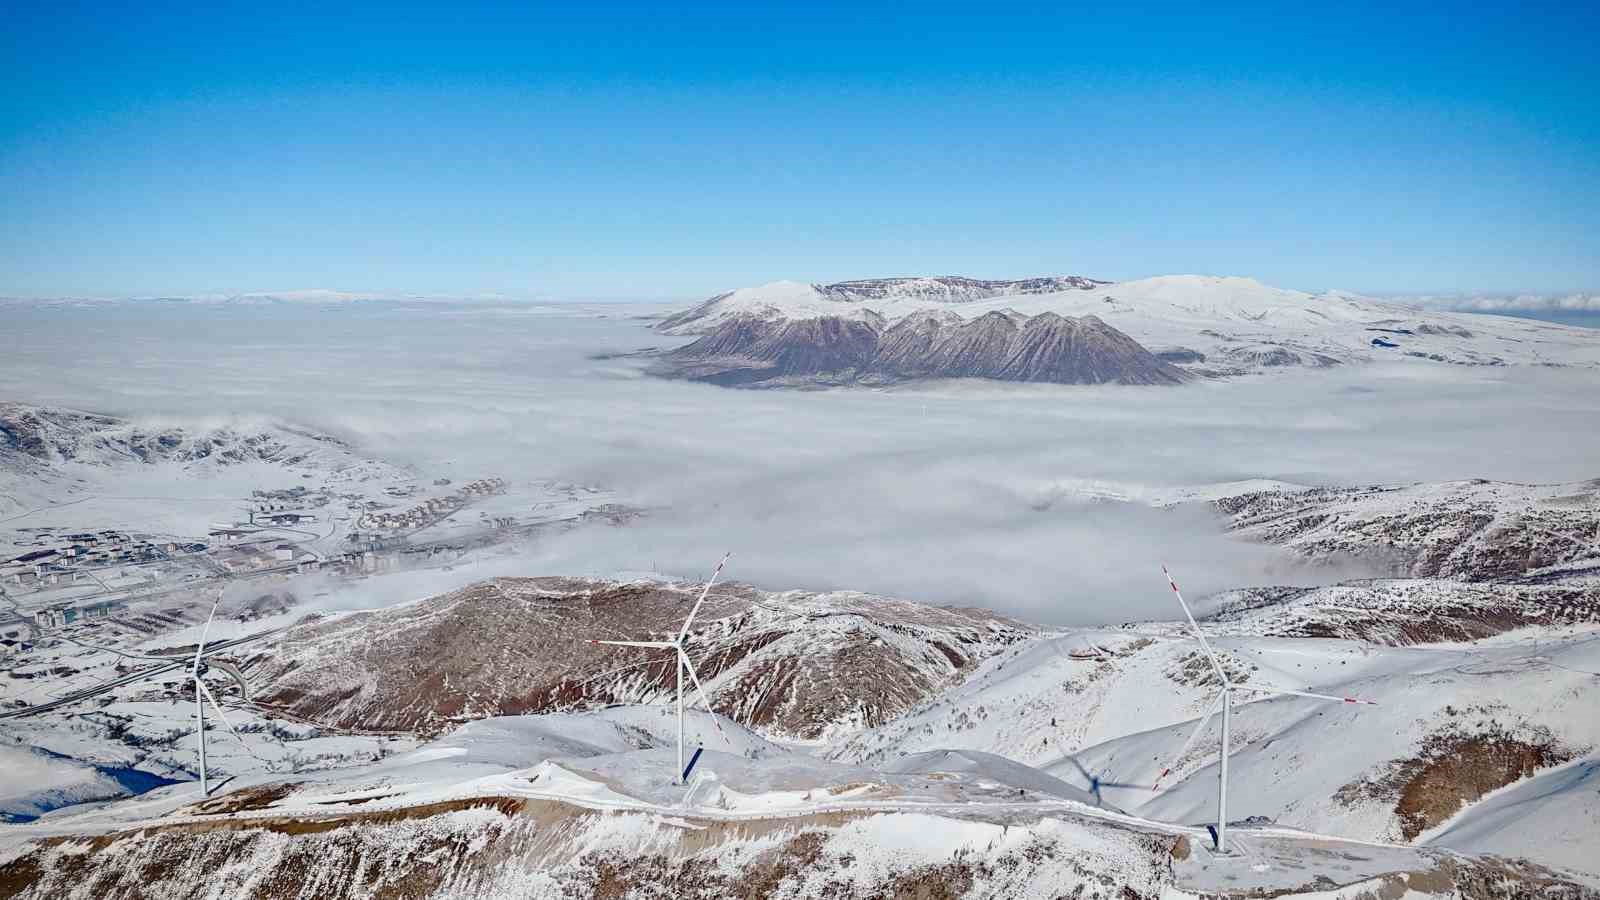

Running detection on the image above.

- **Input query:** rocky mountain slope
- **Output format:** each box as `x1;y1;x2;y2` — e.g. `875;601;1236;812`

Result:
655;274;1600;377
244;577;1032;741
655;310;1187;387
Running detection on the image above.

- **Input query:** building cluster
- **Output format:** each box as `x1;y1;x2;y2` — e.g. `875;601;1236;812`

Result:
1;531;203;590
357;478;506;531
31;598;124;630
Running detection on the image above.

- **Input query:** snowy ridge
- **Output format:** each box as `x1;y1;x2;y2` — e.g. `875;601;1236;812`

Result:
655;275;1104;335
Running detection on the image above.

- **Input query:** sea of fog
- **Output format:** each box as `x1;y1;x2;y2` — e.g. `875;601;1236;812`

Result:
3;301;1598;624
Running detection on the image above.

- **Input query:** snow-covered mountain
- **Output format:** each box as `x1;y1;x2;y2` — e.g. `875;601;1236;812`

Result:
656;309;1188;387
656;274;1600;376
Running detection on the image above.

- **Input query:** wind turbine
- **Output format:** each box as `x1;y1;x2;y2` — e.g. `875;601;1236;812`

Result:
1153;566;1376;854
189;600;256;796
587;553;731;785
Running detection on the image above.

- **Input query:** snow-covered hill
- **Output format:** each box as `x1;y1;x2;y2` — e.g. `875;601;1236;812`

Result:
655;274;1600;375
0;402;419;558
1064;630;1600;872
824;609;1599;878
245;577;1033;741
0;402;369;478
1216;478;1600;580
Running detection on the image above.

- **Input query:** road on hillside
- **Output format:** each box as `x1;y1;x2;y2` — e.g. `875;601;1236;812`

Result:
0;627;289;721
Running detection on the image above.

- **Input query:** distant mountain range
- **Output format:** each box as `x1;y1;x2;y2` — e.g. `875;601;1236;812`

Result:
651;274;1600;387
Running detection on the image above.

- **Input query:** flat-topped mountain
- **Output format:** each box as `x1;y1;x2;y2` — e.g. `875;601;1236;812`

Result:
655;274;1600;378
656;310;1187;387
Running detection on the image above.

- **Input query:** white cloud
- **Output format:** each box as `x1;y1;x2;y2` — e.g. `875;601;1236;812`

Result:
1389;293;1600;312
3;302;1598;625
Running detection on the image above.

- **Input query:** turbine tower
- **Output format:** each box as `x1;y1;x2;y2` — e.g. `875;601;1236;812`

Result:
189;600;255;796
588;553;731;784
1154;566;1376;854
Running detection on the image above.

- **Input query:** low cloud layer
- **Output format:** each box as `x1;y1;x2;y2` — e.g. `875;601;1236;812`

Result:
1389;293;1600;313
3;301;1597;624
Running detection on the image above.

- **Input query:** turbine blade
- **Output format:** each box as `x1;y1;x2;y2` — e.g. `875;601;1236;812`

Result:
1162;566;1230;687
677;553;730;644
1152;690;1226;792
196;678;252;751
679;649;731;746
192;600;221;673
587;639;676;649
1234;685;1378;706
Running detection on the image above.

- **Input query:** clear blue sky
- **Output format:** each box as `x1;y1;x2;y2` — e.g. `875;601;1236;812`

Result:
3;2;1596;299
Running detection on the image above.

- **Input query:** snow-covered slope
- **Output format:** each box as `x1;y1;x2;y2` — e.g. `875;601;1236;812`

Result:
0;402;412;547
827;613;1600;877
1065;631;1600;858
0;745;133;823
1421;756;1600;874
5;709;1592;899
656;274;1600;374
1217;478;1600;580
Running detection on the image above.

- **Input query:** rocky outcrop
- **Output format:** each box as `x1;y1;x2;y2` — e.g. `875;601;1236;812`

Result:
657;312;1188;387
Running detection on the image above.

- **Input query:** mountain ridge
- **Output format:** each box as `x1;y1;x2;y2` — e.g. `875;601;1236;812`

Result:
656;310;1188;387
655;273;1600;376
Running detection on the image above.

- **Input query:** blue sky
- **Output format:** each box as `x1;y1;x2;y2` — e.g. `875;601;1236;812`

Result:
3;2;1596;299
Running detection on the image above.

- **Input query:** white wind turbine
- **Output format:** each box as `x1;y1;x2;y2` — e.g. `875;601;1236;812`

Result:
189;600;256;796
587;553;732;784
1152;566;1377;854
